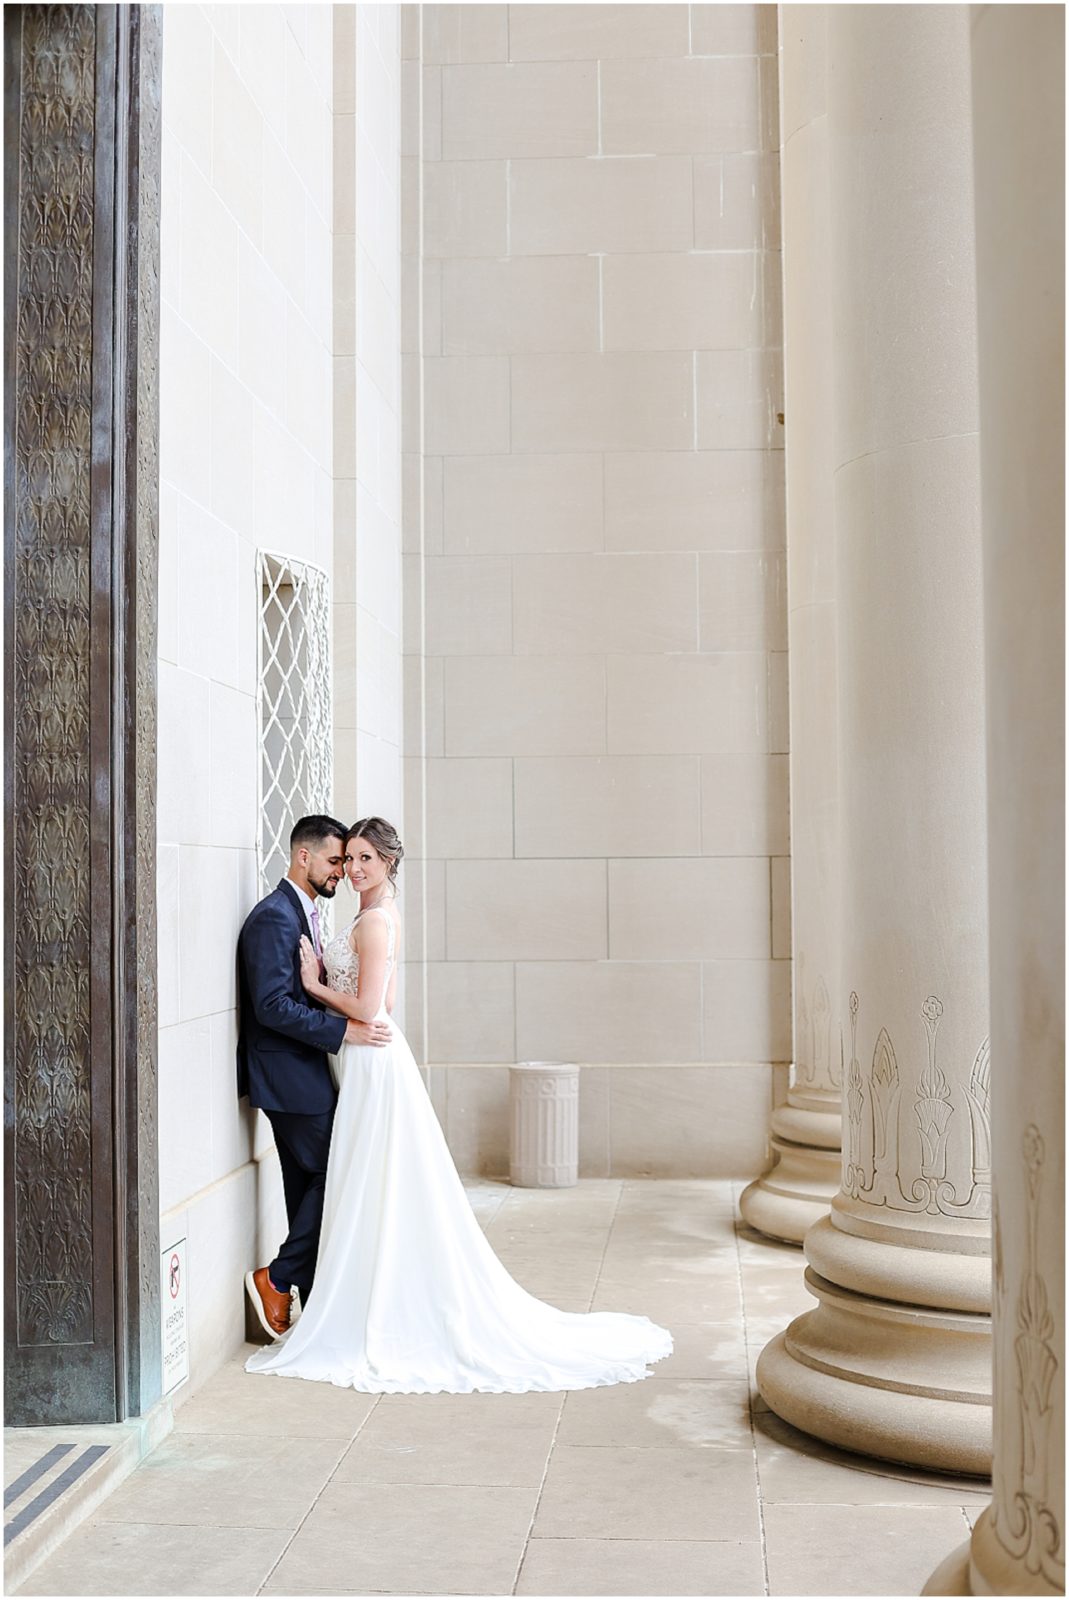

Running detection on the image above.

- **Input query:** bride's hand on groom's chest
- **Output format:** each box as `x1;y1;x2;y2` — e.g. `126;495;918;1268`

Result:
297;934;321;991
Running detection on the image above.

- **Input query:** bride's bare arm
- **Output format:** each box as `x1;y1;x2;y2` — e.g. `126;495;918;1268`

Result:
295;939;390;1045
298;919;390;1025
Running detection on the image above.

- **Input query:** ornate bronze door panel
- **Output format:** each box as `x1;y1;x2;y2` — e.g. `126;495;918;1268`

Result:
4;4;162;1425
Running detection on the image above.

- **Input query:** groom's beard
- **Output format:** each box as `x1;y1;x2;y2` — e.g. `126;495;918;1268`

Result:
309;874;340;898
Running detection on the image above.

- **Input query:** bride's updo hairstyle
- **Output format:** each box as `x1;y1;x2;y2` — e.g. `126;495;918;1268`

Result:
346;817;404;895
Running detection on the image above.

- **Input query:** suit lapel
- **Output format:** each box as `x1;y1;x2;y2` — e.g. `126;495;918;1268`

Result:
277;878;305;922
276;878;324;1010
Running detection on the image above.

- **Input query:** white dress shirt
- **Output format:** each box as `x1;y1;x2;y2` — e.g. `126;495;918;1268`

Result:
286;877;321;952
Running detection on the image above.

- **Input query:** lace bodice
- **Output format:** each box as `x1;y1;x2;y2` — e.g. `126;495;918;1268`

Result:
323;907;396;1006
323;925;361;995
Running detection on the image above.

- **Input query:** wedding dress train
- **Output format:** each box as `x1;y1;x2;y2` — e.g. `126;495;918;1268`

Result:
246;907;672;1393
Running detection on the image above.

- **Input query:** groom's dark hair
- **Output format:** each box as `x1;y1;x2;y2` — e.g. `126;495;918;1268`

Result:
290;814;348;852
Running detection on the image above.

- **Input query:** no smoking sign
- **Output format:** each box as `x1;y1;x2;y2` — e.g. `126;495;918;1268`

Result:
161;1238;188;1395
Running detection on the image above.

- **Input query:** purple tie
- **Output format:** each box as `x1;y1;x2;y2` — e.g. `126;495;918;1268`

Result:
308;906;327;982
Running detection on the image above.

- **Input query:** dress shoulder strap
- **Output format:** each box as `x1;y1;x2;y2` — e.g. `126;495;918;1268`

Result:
356;903;396;961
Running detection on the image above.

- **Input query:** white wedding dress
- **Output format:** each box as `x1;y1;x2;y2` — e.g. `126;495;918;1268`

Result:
246;906;672;1393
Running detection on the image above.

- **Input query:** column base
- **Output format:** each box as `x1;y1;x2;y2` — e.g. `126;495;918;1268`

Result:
807;1210;991;1314
772;1098;842;1149
739;1127;841;1245
756;1268;993;1475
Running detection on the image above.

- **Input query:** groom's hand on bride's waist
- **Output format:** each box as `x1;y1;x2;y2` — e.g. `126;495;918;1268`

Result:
345;1019;392;1047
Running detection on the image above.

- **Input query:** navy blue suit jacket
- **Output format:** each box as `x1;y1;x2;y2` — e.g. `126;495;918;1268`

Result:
236;879;347;1114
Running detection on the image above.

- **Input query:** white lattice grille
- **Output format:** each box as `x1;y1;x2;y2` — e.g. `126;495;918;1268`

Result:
257;550;333;897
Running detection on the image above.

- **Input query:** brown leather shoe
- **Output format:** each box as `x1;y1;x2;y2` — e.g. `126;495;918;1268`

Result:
244;1267;290;1340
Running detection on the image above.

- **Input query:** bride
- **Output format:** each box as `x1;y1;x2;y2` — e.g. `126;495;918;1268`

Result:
246;816;672;1393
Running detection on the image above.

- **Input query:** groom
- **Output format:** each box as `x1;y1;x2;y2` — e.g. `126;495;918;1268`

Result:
237;814;391;1338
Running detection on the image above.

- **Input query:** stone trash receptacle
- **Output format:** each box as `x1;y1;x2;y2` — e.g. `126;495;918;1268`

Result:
509;1061;579;1187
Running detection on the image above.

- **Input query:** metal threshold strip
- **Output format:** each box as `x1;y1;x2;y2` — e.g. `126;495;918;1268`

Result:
4;1446;110;1547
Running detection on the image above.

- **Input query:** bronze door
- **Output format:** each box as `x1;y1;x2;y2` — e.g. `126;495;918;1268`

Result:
4;4;162;1426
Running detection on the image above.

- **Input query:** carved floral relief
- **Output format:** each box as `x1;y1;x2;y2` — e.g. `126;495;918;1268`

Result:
838;990;990;1221
13;5;99;1347
990;1126;1063;1589
794;951;841;1096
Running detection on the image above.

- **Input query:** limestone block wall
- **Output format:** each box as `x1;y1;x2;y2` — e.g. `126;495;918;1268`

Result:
157;2;335;1395
333;7;404;836
401;3;789;1176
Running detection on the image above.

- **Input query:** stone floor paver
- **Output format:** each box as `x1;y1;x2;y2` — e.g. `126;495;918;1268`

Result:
15;1522;291;1596
558;1377;754;1450
15;1178;992;1597
515;1535;766;1596
271;1480;539;1595
337;1395;559;1487
532;1442;763;1543
763;1501;975;1596
172;1359;377;1437
753;1408;992;1507
92;1432;349;1531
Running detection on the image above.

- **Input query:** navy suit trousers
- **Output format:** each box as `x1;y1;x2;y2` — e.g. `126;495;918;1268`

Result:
264;1106;336;1301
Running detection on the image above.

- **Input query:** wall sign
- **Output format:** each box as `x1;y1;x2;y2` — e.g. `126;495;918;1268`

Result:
160;1238;188;1396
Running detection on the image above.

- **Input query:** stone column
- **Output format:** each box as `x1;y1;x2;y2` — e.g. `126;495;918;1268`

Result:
740;7;841;1245
925;7;1064;1593
757;5;992;1473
